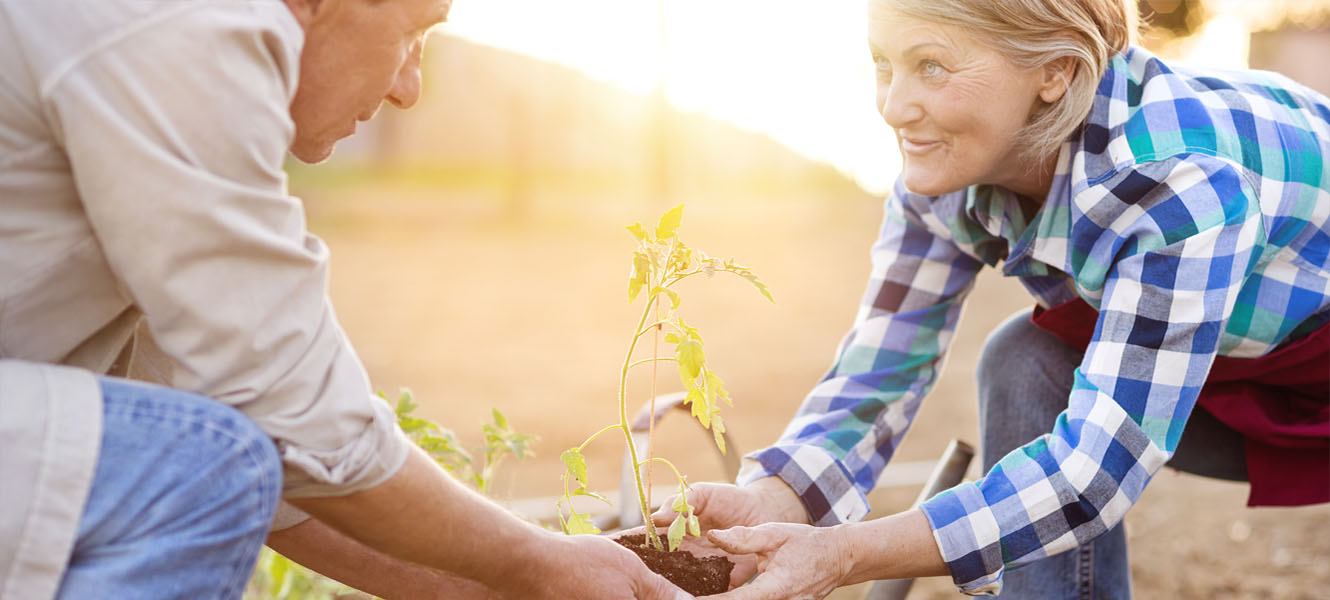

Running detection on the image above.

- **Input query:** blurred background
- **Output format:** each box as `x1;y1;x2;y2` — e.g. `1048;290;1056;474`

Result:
291;1;1330;597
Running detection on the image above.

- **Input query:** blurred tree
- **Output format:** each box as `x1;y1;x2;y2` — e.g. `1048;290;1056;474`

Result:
1138;0;1208;38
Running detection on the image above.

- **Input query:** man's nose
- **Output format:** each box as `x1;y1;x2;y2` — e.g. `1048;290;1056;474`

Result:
386;57;422;110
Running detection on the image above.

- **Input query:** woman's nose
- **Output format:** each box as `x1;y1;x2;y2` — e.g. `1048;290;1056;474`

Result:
879;78;923;129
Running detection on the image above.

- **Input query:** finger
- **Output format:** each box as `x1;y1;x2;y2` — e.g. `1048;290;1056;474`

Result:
650;496;681;527
728;555;759;589
707;526;780;555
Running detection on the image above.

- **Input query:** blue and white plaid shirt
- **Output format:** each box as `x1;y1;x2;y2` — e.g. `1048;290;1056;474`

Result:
742;46;1330;594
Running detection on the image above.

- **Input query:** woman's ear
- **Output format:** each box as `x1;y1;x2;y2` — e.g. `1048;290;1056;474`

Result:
1038;55;1077;104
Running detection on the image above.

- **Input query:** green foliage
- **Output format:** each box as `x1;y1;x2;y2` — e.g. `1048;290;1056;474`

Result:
558;204;772;551
245;389;535;599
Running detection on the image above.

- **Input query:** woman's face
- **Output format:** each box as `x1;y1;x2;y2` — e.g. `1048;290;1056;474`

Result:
869;4;1052;197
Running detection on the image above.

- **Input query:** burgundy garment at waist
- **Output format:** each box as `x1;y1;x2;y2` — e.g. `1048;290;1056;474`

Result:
1030;298;1328;507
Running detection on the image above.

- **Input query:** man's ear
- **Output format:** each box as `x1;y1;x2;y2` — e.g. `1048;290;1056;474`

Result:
1038;55;1077;104
283;0;325;28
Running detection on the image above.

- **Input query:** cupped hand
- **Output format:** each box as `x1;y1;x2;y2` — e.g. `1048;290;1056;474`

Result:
704;523;851;600
649;480;809;589
514;532;693;600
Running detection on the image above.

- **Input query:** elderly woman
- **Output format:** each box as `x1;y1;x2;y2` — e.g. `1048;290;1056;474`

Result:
662;0;1330;598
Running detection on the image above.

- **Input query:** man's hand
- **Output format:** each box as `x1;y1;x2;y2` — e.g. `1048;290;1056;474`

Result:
705;523;852;600
538;534;693;600
649;475;811;589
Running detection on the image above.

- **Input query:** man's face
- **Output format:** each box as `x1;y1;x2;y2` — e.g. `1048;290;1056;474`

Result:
286;0;451;163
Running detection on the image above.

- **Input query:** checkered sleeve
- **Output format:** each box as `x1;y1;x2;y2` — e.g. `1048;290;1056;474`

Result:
920;156;1264;595
741;181;985;526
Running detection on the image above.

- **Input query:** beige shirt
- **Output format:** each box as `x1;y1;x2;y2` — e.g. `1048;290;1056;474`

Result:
0;1;411;596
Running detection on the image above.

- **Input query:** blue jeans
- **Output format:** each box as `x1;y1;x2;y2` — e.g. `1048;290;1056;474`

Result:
55;377;282;600
976;311;1247;599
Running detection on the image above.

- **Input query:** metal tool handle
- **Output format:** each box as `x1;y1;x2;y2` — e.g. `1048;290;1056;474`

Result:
863;439;975;600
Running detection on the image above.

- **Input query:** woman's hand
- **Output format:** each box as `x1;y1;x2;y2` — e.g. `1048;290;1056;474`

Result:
704;523;853;600
649;478;811;588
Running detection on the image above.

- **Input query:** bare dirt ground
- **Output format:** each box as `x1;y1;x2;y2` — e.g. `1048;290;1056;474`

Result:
303;184;1330;599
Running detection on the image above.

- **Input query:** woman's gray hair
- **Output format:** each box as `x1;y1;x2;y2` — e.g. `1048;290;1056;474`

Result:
884;0;1140;165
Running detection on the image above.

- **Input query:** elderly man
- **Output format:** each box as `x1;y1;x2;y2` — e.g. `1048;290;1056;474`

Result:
0;0;690;598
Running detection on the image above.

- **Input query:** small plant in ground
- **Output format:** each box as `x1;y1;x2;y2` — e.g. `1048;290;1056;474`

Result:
245;389;535;600
557;204;772;555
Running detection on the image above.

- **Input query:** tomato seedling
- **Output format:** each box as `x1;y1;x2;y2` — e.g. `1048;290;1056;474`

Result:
557;204;772;551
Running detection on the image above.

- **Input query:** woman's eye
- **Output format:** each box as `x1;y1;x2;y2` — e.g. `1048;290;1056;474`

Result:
921;60;944;78
872;56;892;78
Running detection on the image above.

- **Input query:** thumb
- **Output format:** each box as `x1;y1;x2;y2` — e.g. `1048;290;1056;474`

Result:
707;526;777;555
650;495;682;527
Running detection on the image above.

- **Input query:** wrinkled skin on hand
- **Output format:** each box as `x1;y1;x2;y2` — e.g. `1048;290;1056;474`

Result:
525;533;694;600
647;481;808;590
705;523;851;600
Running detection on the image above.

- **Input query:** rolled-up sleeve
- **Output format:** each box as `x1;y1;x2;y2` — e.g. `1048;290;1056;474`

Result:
42;1;409;497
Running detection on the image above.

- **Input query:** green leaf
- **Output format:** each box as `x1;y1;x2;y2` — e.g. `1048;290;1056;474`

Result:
676;338;704;381
672;493;690;514
667;513;688;551
561;448;589;489
627;222;649;241
712;412;727;455
566;509;601;535
629;252;650;302
687;386;710;428
688;514;701;537
650;286;680;310
269;553;290;598
664;332;680;344
491;408;510;430
655;204;685;239
708;372;732;407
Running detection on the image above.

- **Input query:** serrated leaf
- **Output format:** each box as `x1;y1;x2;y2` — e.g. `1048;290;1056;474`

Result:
712;412;727;455
652;287;680;309
689;386;711;428
664;332;680;344
708;372;733;407
676;338;704;380
566;509;601;535
561;448;589;488
688;514;701;536
655;204;685;239
627;222;649;241
629;252;650;302
667;514;688;551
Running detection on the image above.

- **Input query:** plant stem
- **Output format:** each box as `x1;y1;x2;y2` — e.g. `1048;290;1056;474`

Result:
627;356;677;370
648;290;661;517
577;423;622;451
620;293;664;550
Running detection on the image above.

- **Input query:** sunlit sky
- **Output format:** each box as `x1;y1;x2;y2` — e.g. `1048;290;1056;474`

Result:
441;0;1280;197
443;0;898;195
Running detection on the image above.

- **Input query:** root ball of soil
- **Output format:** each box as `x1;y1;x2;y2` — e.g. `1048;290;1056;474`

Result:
615;533;734;596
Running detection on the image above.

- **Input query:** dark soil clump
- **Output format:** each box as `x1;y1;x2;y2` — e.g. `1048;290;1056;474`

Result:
615;533;734;596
